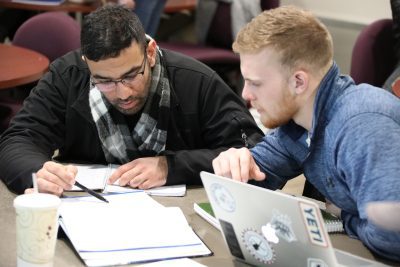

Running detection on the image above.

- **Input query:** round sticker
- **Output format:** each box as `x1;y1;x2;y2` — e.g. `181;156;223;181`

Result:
210;183;236;212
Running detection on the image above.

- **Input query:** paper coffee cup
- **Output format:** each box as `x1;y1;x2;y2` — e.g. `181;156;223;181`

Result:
14;193;61;267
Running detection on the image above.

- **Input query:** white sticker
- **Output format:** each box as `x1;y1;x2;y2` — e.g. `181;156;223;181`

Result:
264;209;297;243
210;183;236;212
307;257;328;267
262;223;279;244
300;202;328;247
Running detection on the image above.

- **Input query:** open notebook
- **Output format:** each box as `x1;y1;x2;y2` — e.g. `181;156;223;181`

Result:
59;192;211;266
67;164;186;197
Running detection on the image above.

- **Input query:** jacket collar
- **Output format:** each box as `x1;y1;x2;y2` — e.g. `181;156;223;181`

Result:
309;62;354;141
280;62;354;144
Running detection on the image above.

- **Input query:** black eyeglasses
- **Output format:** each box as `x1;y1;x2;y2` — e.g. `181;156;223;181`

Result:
91;52;147;92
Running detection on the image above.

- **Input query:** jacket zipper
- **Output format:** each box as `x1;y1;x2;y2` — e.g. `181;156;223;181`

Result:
241;129;249;148
233;116;250;148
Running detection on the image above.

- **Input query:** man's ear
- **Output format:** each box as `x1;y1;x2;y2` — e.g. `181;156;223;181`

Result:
289;70;309;95
146;39;158;67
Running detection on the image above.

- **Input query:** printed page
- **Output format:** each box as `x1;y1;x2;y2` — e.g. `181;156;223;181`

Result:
105;184;186;197
137;258;207;267
59;192;211;266
68;164;117;191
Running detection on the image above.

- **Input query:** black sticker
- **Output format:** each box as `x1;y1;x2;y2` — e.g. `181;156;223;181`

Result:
219;219;245;260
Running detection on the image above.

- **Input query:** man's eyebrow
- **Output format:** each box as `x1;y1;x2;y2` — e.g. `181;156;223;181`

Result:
92;64;142;80
244;77;260;83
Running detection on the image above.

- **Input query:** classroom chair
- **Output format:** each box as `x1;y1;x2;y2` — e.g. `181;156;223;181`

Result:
350;19;395;88
0;12;81;133
159;0;279;95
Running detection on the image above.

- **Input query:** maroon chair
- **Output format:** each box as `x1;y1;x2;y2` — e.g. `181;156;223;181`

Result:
12;11;80;62
159;0;279;94
0;12;81;133
350;19;395;87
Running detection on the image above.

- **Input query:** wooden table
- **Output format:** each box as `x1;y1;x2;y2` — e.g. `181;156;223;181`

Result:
0;44;49;90
0;0;196;14
164;0;196;13
0;181;398;267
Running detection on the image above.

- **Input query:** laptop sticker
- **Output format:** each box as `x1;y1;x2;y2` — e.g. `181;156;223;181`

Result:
262;209;297;243
307;257;328;267
261;223;279;244
210;183;236;212
242;228;276;265
219;219;245;260
299;202;329;247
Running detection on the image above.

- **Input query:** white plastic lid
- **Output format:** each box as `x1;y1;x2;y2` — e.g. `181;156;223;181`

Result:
14;193;61;210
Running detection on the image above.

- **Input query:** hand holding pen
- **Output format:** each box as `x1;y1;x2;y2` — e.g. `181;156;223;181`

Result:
28;162;109;203
25;161;77;196
25;161;108;203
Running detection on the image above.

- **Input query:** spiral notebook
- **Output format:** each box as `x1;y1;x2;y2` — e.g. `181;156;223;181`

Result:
320;209;344;233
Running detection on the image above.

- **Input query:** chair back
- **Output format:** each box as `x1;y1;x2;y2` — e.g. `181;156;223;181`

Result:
206;0;280;49
260;0;280;11
350;19;396;87
159;0;279;94
205;1;231;49
12;12;80;62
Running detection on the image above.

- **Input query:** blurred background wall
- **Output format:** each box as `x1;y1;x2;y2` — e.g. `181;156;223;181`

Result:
281;0;392;74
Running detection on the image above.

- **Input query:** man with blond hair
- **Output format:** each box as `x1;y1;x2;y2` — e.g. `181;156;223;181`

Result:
213;5;400;262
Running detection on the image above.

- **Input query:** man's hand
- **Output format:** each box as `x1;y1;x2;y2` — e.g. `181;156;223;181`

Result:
25;161;77;196
108;156;168;189
212;147;265;183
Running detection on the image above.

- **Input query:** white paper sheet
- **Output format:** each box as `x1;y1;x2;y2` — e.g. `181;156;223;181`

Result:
105;184;186;197
59;192;211;266
67;164;186;197
68;164;117;191
137;258;207;267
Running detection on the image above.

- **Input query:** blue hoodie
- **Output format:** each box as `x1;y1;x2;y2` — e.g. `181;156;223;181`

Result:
251;63;400;262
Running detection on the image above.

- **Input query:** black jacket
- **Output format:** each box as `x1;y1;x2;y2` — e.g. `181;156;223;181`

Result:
0;49;263;194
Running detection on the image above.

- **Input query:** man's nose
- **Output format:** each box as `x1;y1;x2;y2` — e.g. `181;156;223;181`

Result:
115;82;132;99
241;84;253;101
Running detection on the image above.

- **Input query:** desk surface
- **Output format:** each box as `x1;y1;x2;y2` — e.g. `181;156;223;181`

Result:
0;0;196;14
0;181;398;267
0;44;49;90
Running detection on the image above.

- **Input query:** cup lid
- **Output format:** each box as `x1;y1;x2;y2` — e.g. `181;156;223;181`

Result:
14;193;61;209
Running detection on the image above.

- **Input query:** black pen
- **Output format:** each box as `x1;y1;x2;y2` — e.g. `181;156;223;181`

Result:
74;181;109;203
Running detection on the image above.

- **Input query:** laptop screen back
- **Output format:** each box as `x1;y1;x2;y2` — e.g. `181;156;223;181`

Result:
200;171;338;267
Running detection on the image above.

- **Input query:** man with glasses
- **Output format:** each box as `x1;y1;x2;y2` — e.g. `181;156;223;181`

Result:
0;5;263;195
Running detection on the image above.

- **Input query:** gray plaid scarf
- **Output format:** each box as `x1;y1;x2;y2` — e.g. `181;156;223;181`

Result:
89;48;170;163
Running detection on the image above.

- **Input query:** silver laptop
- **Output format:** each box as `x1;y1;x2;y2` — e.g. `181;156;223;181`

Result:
200;171;389;267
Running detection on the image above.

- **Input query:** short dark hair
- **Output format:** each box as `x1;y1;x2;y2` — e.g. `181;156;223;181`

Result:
81;4;146;61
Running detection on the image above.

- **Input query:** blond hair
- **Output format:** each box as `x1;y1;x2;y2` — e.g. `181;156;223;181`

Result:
233;5;333;76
